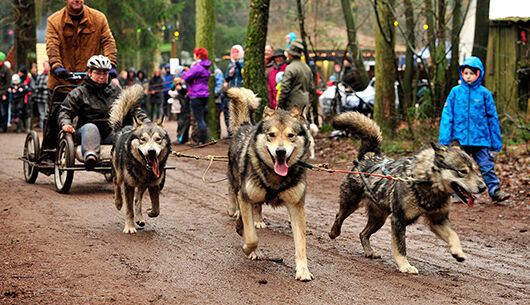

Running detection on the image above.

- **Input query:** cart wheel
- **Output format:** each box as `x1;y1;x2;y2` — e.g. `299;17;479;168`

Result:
23;131;40;183
55;134;75;193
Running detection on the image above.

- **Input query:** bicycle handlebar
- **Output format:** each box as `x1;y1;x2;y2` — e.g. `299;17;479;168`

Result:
67;72;87;80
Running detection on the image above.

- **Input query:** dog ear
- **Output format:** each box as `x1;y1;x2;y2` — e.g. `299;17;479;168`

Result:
290;105;301;118
157;114;165;126
431;142;443;152
449;139;461;148
133;115;143;129
300;105;307;116
263;107;275;118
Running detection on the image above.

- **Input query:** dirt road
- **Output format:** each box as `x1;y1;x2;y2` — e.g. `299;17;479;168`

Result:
1;126;528;304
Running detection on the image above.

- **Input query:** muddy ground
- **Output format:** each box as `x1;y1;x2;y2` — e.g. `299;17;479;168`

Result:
1;122;528;304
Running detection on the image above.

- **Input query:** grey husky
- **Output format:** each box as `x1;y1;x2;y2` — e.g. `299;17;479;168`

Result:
109;84;171;234
328;111;486;274
226;87;314;281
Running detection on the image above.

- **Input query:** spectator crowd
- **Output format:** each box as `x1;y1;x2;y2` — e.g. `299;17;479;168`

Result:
0;32;317;148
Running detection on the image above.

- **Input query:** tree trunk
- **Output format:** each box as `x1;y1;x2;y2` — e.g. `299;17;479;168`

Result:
449;0;462;89
433;0;447;114
13;0;36;71
374;0;396;135
472;0;490;65
402;0;415;115
426;0;436;71
295;0;318;125
244;0;270;120
340;0;369;88
196;0;216;137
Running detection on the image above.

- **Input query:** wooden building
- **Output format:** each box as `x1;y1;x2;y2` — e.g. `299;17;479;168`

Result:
486;18;530;113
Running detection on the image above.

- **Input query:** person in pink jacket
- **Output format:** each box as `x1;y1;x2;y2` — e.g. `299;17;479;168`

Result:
267;49;287;109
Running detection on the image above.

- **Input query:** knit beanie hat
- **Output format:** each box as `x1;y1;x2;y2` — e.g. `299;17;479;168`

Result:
12;74;20;83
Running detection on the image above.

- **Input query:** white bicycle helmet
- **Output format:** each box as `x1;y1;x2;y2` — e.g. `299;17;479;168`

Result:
87;55;112;70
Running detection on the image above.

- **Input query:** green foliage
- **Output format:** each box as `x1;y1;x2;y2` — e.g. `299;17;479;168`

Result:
319;121;334;133
414;86;433;120
500;114;530;146
91;0;179;71
215;0;249;56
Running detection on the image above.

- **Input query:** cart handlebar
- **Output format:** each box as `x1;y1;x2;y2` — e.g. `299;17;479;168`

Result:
68;72;87;80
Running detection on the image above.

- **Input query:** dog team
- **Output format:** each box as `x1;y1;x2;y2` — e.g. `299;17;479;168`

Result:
108;76;501;281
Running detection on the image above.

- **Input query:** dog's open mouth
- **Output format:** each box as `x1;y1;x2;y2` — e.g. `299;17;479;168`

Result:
269;151;289;177
451;182;475;207
274;156;289;176
141;151;160;179
148;155;160;178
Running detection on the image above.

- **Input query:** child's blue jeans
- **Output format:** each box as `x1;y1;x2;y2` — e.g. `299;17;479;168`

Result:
461;146;500;197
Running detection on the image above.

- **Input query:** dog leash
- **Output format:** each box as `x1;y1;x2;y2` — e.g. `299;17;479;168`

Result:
169;153;422;184
296;161;427;184
170;151;228;184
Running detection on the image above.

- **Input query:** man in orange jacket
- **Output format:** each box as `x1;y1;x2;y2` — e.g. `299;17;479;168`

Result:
42;0;117;155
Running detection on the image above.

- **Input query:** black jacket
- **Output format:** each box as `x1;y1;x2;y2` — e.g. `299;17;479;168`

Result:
58;77;148;139
148;75;164;105
0;64;12;96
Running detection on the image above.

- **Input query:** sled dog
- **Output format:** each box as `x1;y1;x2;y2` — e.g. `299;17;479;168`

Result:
328;111;486;274
109;84;171;234
226;87;314;281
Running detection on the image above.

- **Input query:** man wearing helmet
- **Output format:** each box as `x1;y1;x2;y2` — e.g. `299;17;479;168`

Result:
43;0;117;154
57;55;148;169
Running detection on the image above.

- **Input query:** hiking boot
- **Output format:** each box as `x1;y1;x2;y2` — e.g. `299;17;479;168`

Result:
491;189;510;205
84;154;97;170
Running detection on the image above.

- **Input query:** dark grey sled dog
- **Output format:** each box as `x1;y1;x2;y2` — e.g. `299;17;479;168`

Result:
109;84;171;234
328;111;486;274
226;87;314;281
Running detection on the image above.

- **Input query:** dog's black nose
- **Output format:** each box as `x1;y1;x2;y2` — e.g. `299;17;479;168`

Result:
148;148;157;157
479;184;487;193
276;148;286;159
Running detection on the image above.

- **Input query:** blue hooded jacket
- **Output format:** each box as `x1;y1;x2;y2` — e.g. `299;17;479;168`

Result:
439;56;502;151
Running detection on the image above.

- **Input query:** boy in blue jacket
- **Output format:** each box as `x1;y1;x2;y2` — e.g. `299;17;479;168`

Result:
439;56;510;204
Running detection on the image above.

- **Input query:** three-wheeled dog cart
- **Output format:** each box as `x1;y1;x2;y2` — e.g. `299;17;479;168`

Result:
21;74;114;193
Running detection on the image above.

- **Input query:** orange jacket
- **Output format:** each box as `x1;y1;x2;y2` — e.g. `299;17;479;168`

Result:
46;5;117;92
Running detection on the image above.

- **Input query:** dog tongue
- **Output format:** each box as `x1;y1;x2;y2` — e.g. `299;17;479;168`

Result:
467;196;475;207
152;157;160;178
274;158;289;176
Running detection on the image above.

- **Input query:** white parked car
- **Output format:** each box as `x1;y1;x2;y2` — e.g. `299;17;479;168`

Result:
319;77;400;117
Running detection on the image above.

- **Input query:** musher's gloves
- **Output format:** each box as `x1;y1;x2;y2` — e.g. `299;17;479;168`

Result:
109;65;117;79
53;66;71;79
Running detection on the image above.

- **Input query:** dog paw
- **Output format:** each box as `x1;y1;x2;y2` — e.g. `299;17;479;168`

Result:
399;265;419;274
146;209;159;218
135;220;145;227
365;251;381;259
230;210;240;218
328;227;341;239
328;231;338;239
254;221;267;229
452;252;467;262
122;225;137;234
247;249;264;261
295;267;314;281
